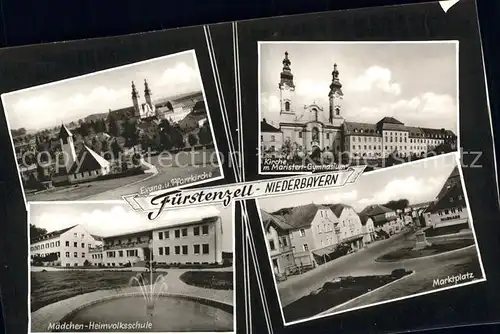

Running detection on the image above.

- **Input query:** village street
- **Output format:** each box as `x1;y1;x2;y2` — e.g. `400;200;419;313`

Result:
278;229;481;310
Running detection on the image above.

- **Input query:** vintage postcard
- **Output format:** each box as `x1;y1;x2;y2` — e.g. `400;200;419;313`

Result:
258;41;458;175
2;50;224;204
28;201;235;333
256;152;485;325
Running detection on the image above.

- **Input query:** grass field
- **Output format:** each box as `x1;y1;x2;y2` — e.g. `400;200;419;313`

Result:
26;173;149;201
283;270;412;322
31;270;165;312
376;239;475;262
179;271;233;291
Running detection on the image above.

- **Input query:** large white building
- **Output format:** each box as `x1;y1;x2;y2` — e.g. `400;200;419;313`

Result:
89;215;224;267
30;224;102;267
260;51;457;158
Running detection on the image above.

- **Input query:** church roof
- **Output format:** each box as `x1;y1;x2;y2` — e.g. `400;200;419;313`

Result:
68;145;110;174
261;119;281;133
58;124;73;139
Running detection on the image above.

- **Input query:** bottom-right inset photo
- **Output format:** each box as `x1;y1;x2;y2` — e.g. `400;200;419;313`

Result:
256;152;486;326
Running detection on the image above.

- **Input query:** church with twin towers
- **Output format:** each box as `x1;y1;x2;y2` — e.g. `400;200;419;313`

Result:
260;51;457;159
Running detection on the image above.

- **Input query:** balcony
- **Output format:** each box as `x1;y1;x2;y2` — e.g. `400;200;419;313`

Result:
103;240;150;251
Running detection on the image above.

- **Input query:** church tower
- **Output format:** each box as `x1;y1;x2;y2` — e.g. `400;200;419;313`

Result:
58;124;76;174
131;81;140;117
144;79;153;109
328;63;344;123
279;51;295;117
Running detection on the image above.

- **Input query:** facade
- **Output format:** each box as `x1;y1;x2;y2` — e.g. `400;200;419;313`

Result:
425;167;470;228
261;211;295;277
360;204;398;235
30;225;101;267
261;203;365;269
260;51;457;158
89;215;224;267
360;215;377;244
260;119;283;157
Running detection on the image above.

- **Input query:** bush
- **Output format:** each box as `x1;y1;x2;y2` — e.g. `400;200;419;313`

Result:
391;268;409;278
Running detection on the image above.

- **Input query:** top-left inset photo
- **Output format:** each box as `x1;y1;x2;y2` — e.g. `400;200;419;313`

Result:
2;49;224;204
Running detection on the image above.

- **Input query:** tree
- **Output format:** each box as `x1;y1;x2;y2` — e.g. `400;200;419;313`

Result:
92;137;103;154
122;121;139;148
383;199;410;212
111;139;122;159
198;121;212;146
107;114;120;137
188;133;198;147
30;224;47;240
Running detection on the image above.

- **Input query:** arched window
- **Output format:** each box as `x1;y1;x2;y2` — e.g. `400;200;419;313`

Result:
335;107;340;116
312;127;319;142
285;101;290;111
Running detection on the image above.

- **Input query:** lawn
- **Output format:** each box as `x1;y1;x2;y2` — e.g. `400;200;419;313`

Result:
31;270;165;312
376;239;475;262
179;271;233;290
283;269;412;322
26;173;149;201
424;223;470;237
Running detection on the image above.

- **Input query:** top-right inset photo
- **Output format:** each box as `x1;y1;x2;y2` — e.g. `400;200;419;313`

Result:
258;41;458;175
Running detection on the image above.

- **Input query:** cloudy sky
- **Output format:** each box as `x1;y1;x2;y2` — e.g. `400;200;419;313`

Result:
258;153;462;213
3;50;204;131
29;202;234;252
260;42;458;132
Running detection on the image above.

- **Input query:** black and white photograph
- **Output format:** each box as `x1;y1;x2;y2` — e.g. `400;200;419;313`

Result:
258;41;459;174
2;49;223;204
28;201;235;333
257;152;485;325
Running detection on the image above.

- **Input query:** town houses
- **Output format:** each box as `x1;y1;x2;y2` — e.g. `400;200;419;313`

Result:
260;51;457;159
30;224;103;267
424;166;470;229
260;201;414;277
88;215;224;267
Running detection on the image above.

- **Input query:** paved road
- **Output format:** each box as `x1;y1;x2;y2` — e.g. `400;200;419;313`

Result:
85;152;221;201
278;230;482;308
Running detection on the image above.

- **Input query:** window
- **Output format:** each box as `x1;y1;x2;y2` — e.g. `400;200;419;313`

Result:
159;232;163;240
303;244;309;251
282;237;288;247
81;243;85;248
194;226;200;236
202;225;209;235
194;245;200;254
82;253;85;258
175;230;180;238
182;245;188;255
159;247;163;255
56;241;60;247
299;229;305;237
73;242;77;247
74;252;78;258
298;132;302;138
285;101;290;111
182;228;188;237
175;246;180;254
165;247;170;255
326;133;330;139
88;243;91;248
271;135;275;142
202;244;209;254
269;240;276;250
65;252;70;257
118;250;123;257
165;231;169;239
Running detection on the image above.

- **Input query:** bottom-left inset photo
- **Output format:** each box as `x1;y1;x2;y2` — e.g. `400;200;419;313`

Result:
28;201;235;333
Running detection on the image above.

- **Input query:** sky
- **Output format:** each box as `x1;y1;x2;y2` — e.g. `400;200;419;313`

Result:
2;50;204;131
260;42;458;132
29;202;234;252
258;153;462;213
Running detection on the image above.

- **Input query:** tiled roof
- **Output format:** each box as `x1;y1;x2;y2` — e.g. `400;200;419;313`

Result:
260;210;294;231
377;117;404;125
68;145;110;174
261;120;281;133
380;123;408;131
271;203;319;229
406;126;424;138
343;122;381;136
359;214;371;226
427;182;465;212
31;225;78;243
360;204;393;217
326;203;353;218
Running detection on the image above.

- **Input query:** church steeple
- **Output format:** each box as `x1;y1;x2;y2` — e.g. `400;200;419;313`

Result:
131;81;140;117
328;63;344;122
329;63;343;96
144;79;152;108
279;51;295;89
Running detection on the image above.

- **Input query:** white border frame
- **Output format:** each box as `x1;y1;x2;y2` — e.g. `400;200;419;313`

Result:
257;40;460;177
27;200;236;334
1;49;225;208
255;151;486;327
